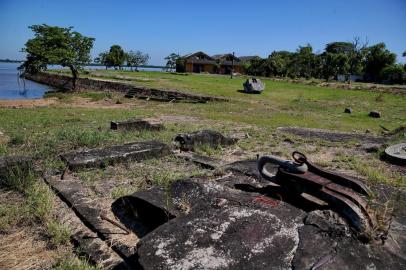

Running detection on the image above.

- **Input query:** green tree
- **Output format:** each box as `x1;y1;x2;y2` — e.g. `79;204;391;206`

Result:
175;57;186;72
319;52;349;81
20;24;94;90
267;51;293;77
108;45;126;69
165;53;180;71
324;42;353;80
293;44;316;78
380;65;406;84
94;52;111;69
363;43;396;82
246;57;267;76
126;50;149;71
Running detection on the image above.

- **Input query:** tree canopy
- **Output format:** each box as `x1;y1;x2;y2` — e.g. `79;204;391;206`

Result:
126;50;149;71
363;43;396;82
165;53;180;71
20;24;94;90
107;45;126;69
239;39;404;84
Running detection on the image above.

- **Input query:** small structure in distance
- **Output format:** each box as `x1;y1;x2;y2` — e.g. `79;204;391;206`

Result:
243;78;265;94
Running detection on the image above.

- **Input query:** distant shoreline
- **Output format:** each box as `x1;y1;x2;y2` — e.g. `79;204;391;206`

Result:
0;59;166;69
0;59;23;63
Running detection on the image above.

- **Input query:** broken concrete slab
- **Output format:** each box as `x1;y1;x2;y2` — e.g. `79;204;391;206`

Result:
174;130;237;151
133;173;306;270
110;160;406;269
43;173;139;262
44;174;129;269
112;187;181;236
111;119;164;131
277;127;386;144
60;141;170;170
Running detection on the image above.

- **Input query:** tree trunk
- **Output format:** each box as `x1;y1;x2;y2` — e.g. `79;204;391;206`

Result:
69;66;78;91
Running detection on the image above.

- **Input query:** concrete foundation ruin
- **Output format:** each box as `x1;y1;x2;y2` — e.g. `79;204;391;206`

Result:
60;141;170;170
111;119;164;131
174;130;237;151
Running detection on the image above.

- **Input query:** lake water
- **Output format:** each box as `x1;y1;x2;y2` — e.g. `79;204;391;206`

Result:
0;62;54;99
0;62;166;99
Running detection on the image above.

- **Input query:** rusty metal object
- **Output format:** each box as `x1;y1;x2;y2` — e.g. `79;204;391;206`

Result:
100;214;131;235
258;151;376;235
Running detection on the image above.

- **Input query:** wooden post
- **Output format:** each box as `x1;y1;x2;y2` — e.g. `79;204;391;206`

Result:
231;52;235;79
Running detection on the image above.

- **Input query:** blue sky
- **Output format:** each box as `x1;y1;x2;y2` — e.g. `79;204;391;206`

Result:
1;0;405;65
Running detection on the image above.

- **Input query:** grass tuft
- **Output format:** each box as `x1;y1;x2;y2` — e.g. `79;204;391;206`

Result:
47;220;71;247
52;255;100;270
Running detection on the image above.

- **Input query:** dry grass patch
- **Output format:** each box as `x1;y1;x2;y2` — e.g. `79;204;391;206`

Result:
0;228;59;269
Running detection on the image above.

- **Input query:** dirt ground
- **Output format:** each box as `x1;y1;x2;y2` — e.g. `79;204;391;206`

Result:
0;98;58;108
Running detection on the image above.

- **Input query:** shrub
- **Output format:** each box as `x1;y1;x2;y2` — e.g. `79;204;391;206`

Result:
380;65;406;84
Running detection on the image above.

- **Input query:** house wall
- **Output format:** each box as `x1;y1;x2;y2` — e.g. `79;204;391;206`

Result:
185;63;215;73
185;61;244;74
186;63;193;73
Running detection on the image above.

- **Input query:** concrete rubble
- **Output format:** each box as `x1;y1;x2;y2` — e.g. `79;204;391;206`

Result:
174;130;237;151
111;161;406;269
60;141;170;170
277;127;386;144
111;119;164;131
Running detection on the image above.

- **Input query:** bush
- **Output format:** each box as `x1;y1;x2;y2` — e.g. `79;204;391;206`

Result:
380;65;406;84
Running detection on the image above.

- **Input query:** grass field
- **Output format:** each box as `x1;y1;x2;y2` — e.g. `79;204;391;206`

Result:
47;69;406;132
0;70;405;269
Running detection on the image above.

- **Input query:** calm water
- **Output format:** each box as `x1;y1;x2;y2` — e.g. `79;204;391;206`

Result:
0;62;54;99
0;62;165;99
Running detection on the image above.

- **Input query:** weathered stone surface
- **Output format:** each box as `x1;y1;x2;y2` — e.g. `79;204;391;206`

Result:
0;156;32;187
277;127;386;144
111;119;164;131
135;173;306;270
344;107;352;113
174;130;237;151
243;78;265;93
369;110;382;118
113;161;406;269
60;141;170;170
45;174;129;269
24;72;228;103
